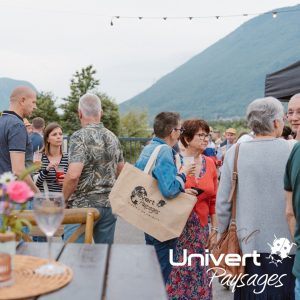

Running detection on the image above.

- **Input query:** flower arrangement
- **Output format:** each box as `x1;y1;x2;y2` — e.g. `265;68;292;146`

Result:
0;171;34;235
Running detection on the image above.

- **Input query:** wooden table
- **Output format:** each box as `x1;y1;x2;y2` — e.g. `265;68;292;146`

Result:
17;242;168;300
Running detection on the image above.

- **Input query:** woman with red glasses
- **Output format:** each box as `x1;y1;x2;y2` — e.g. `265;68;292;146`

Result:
166;119;218;300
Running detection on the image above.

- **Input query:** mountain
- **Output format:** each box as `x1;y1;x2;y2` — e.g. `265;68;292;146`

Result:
120;5;300;120
0;78;37;111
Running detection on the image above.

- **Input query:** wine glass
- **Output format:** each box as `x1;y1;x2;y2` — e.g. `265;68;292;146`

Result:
33;192;65;275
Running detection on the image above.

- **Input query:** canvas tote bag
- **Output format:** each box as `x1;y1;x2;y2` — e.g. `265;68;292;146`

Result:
109;144;197;242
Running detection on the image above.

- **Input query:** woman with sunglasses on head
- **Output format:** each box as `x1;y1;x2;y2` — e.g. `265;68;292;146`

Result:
166;119;218;300
135;112;197;284
35;122;68;193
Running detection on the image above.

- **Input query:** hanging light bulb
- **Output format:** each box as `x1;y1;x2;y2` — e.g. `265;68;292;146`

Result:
272;11;277;18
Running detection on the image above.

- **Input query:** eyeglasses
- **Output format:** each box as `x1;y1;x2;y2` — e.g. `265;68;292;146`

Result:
287;110;300;118
172;128;184;134
195;133;209;140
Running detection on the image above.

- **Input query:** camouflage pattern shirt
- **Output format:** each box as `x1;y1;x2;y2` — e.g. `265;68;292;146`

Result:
68;123;124;208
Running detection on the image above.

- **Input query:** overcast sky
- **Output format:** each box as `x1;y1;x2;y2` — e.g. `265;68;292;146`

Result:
0;0;299;104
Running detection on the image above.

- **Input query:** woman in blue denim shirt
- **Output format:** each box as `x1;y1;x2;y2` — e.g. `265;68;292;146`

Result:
135;112;197;283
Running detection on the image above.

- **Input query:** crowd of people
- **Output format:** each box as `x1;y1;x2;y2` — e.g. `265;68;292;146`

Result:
1;85;300;299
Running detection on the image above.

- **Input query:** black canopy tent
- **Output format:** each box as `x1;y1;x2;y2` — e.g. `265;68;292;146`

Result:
265;60;300;102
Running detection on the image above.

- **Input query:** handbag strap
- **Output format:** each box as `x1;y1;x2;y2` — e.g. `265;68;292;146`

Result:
143;144;168;174
228;143;240;223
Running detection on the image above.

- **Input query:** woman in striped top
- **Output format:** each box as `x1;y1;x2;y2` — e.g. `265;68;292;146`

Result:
35;123;68;192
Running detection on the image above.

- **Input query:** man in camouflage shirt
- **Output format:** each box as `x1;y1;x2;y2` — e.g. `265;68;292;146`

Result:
63;93;124;243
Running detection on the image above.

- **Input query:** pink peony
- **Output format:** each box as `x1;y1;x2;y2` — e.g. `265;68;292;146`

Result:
6;181;34;203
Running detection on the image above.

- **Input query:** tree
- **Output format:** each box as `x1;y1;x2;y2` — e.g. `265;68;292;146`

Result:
30;92;60;124
60;65;120;136
120;111;150;137
60;65;99;135
100;92;120;135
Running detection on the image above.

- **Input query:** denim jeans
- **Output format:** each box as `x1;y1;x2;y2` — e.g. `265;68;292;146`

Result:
64;207;117;244
296;278;300;300
145;233;177;283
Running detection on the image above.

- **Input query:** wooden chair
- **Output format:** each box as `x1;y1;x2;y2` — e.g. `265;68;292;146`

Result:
12;208;100;244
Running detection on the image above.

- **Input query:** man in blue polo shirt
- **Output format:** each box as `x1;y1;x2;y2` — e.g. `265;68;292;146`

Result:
0;86;39;193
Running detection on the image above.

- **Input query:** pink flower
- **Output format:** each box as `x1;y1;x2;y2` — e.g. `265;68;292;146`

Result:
6;181;34;203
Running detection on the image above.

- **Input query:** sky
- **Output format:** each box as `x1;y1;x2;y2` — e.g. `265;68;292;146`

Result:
0;0;299;104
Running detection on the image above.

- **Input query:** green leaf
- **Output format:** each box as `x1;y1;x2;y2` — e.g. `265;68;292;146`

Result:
18;164;40;180
19;219;32;231
12;219;23;233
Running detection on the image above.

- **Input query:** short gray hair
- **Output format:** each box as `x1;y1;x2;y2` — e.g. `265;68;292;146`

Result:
246;97;283;135
290;93;300;101
78;93;102;117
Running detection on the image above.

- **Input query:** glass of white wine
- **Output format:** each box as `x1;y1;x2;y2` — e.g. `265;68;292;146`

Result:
33;192;65;275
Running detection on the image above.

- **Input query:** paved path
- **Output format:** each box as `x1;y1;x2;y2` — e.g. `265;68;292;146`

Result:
115;217;233;300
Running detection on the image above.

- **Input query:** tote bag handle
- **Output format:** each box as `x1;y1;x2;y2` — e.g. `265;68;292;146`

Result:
143;144;169;174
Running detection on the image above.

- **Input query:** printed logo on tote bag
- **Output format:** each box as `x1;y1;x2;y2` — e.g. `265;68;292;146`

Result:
130;186;167;219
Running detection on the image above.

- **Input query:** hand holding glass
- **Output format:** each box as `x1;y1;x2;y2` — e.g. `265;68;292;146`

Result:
56;167;64;185
33;151;42;169
33;192;65;275
182;156;196;176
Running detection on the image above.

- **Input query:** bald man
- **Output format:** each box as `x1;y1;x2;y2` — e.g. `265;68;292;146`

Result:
0;86;39;193
287;94;300;137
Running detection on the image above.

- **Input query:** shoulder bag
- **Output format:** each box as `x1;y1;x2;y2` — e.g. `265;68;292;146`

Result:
209;143;245;277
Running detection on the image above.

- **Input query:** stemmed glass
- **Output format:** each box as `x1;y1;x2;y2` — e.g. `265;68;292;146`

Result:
33;192;65;275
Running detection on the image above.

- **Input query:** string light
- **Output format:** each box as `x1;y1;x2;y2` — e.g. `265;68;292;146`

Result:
110;16;120;26
108;8;300;25
0;4;295;23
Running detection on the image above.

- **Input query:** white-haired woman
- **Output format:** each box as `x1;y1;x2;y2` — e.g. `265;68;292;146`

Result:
217;97;295;299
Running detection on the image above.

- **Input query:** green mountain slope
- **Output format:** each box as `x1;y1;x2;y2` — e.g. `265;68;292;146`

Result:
120;5;300;120
0;78;37;111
